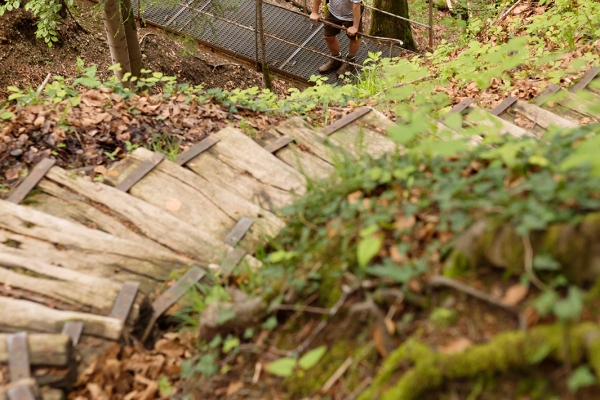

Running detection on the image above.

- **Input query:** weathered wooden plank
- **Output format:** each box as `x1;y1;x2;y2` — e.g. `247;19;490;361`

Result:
467;105;534;139
186;127;306;211
534;83;562;106
264;135;293;153
0;297;123;340
358;109;396;131
0;200;191;282
321;107;372;135
552;89;600;119
275;117;336;164
176;135;220;166
490;96;517;116
0;334;73;367
103;153;237;240
7;158;56;205
327;121;398;159
108;148;285;243
0;252;127;314
212;127;307;194
115;152;164;192
0;231;161;293
61;322;83;346
513;100;577;129
275;145;335;181
571;66;600;92
7;332;30;382
44;167;230;264
0;380;65;400
32;179;171;251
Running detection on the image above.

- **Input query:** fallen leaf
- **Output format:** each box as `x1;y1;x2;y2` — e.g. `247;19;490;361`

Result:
373;325;388;358
389;245;408;263
226;381;244;395
5;168;19;181
439;337;473;354
347;190;361;205
395;215;416;231
502;283;529;306
107;170;120;177
93;166;107;175
164;198;182;212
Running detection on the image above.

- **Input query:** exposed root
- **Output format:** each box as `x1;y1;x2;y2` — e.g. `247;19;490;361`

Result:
359;323;600;400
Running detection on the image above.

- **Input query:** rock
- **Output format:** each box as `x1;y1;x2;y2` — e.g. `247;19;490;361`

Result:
10;149;23;157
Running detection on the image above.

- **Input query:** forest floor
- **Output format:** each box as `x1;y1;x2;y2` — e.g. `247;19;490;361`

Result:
2;1;600;400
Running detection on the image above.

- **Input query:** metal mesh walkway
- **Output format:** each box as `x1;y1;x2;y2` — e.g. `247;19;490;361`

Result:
135;0;405;82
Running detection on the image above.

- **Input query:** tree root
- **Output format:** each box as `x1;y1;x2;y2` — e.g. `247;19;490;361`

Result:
359;323;600;400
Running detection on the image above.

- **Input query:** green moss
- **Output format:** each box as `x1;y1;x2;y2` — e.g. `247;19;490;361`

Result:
284;340;355;398
363;323;600;400
443;250;471;277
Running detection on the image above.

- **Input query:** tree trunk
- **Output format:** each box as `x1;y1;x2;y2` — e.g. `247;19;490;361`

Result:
102;0;132;86
369;0;416;51
121;0;143;78
58;0;67;19
256;0;273;90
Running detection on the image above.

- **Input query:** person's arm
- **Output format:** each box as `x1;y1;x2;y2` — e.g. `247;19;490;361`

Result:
310;0;322;22
347;2;361;36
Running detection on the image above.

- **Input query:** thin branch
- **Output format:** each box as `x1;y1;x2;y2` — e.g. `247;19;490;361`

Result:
429;275;529;330
522;235;547;291
36;73;52;94
274;304;331;314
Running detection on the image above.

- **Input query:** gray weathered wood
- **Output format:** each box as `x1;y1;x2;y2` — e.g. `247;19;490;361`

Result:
32;179;171;251
0;252;129;314
0;380;65;400
552;89;600;120
275;144;334;181
513;100;577;129
275;117;336;164
467;105;534;139
0;200;191;283
44;167;230;264
135;149;285;240
186;127;307;211
0;230;160;293
358;109;396;131
0;297;123;340
0;334;72;367
327;120;397;159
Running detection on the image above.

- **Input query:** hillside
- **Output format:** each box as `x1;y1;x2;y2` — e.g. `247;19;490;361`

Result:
2;0;600;399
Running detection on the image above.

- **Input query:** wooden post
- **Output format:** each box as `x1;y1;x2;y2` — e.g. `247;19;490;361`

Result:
428;0;434;49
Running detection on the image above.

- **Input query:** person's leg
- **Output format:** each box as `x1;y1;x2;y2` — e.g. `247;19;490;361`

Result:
325;35;340;55
348;38;359;57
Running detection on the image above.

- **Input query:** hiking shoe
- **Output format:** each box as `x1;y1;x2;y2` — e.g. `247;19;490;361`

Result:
336;55;358;76
319;56;343;73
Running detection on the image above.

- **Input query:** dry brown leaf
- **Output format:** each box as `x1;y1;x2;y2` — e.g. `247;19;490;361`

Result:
395;214;416;231
502;283;529;306
164;198;182;212
389;246;408;263
86;383;109;400
226;381;244;396
407;278;423;293
347;190;361;205
439;337;473;354
373;326;388;358
107;170;120;177
94;166;107;175
5;168;19;181
384;317;395;335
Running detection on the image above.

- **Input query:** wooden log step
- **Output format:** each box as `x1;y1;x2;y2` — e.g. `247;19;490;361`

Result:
106;148;285;245
0;297;123;341
30;179;172;251
0;380;65;400
186;127;307;211
326;116;397;159
512;100;577;129
0;252;146;321
42;167;230;264
0;334;73;368
542;89;600;120
0;230;159;294
0;200;191;288
466;105;533;139
274;117;336;164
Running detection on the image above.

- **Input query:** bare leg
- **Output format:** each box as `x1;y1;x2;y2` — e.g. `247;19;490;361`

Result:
325;35;341;55
349;38;360;57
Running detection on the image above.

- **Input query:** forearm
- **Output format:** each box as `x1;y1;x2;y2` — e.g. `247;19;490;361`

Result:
312;0;322;14
352;3;361;28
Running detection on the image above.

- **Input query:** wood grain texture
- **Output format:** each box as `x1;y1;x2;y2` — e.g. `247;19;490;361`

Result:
467;105;533;139
0;297;123;340
327;121;397;159
513;100;577;129
44;167;230;264
0;334;73;367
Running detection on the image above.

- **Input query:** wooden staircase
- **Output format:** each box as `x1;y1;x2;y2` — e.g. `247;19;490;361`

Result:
1;66;599;398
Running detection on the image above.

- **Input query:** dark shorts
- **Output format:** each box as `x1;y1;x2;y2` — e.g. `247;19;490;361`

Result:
323;12;363;41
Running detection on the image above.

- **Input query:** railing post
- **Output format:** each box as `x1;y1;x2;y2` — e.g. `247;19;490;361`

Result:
428;0;434;49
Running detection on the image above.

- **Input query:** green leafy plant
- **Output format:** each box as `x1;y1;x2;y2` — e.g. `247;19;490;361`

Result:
266;346;327;378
